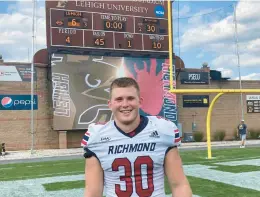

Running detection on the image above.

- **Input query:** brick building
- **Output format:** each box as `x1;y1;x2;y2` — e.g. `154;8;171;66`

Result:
0;55;259;151
176;67;260;141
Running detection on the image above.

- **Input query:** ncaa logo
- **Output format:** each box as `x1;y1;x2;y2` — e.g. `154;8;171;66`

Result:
1;97;13;108
154;5;165;17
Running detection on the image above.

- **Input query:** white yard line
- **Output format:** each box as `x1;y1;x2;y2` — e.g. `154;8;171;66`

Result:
0;171;84;181
185;156;260;165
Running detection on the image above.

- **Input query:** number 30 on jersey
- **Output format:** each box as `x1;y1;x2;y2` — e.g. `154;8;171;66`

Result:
112;156;154;197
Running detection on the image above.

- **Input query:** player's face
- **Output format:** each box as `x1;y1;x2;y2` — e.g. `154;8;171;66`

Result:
108;86;142;125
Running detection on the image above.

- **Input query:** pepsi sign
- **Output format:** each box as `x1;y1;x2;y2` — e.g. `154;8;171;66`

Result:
0;95;38;110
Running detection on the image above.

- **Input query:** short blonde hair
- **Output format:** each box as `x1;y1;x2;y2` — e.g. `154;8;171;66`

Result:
109;77;140;98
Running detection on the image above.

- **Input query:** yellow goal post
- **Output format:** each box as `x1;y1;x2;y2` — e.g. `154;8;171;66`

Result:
167;0;260;159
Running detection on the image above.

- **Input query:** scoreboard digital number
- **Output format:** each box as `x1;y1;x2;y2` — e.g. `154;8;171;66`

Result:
47;2;169;54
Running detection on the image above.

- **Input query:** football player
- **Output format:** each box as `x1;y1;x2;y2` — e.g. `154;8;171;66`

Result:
81;77;192;197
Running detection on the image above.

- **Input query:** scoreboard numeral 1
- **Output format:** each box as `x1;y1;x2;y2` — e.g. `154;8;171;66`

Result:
66;36;71;44
152;41;162;49
127;40;132;48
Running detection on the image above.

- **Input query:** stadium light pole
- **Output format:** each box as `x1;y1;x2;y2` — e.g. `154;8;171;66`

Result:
30;0;36;155
233;3;244;120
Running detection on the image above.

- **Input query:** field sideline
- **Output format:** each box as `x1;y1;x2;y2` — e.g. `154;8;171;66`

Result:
1;147;260;197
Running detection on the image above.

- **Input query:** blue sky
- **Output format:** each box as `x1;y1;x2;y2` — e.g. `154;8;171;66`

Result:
0;0;259;80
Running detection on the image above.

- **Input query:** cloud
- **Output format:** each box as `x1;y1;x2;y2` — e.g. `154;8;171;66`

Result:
173;4;191;18
179;1;260;49
236;0;260;23
177;0;260;80
211;53;260;68
180;15;236;49
235;73;260;80
0;2;46;63
196;52;204;59
216;67;234;78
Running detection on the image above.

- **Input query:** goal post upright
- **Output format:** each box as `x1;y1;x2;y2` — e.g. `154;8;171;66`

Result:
167;0;260;159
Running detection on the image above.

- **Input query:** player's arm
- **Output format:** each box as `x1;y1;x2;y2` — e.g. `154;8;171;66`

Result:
165;147;192;197
158;117;192;197
81;126;104;197
84;156;104;197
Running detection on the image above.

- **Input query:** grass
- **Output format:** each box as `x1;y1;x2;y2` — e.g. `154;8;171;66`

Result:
1;147;260;197
43;180;85;191
187;176;260;197
0;160;84;181
213;165;260;173
180;146;260;164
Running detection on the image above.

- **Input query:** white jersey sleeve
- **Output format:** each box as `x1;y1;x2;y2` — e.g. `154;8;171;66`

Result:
80;123;102;159
152;116;181;148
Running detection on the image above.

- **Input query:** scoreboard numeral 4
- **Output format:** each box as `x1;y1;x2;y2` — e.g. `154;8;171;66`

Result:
152;41;162;49
66;36;71;44
94;38;105;46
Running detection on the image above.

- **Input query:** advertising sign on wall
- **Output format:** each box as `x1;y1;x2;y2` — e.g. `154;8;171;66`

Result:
246;95;260;113
0;66;37;82
51;53;177;130
183;95;209;108
180;72;209;85
0;95;38;110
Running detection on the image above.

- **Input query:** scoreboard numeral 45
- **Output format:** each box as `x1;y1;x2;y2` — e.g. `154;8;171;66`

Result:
152;41;162;49
94;38;105;46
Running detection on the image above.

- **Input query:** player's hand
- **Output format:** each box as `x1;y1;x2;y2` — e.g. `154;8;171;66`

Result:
124;59;164;115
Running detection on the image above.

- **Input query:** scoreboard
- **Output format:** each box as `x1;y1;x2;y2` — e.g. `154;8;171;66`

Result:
45;1;169;55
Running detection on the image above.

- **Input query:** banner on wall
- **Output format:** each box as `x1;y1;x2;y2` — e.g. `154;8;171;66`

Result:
0;95;38;110
0;65;37;82
180;71;209;85
183;95;209;108
51;53;177;130
246;95;260;113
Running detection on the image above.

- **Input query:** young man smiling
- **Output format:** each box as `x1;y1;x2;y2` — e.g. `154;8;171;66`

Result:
81;77;192;197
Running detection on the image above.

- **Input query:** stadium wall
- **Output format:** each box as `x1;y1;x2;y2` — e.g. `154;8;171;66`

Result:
177;69;260;141
0;62;259;150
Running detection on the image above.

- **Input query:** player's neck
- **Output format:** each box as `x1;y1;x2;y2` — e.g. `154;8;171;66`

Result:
115;115;141;133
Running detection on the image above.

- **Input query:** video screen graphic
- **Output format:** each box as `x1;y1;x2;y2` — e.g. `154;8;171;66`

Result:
51;54;177;130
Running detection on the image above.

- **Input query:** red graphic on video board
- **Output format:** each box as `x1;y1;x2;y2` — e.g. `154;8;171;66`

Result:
124;59;171;115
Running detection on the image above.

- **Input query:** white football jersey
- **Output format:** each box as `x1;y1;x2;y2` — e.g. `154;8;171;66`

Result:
81;116;181;197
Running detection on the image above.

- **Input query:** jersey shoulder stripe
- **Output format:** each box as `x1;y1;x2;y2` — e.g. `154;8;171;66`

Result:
81;131;90;146
80;121;112;147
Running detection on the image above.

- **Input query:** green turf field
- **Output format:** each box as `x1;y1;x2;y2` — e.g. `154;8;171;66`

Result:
1;147;260;197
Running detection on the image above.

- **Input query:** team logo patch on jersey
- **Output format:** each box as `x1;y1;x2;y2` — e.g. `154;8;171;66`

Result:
81;131;90;146
149;130;160;138
174;129;181;143
100;137;111;142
